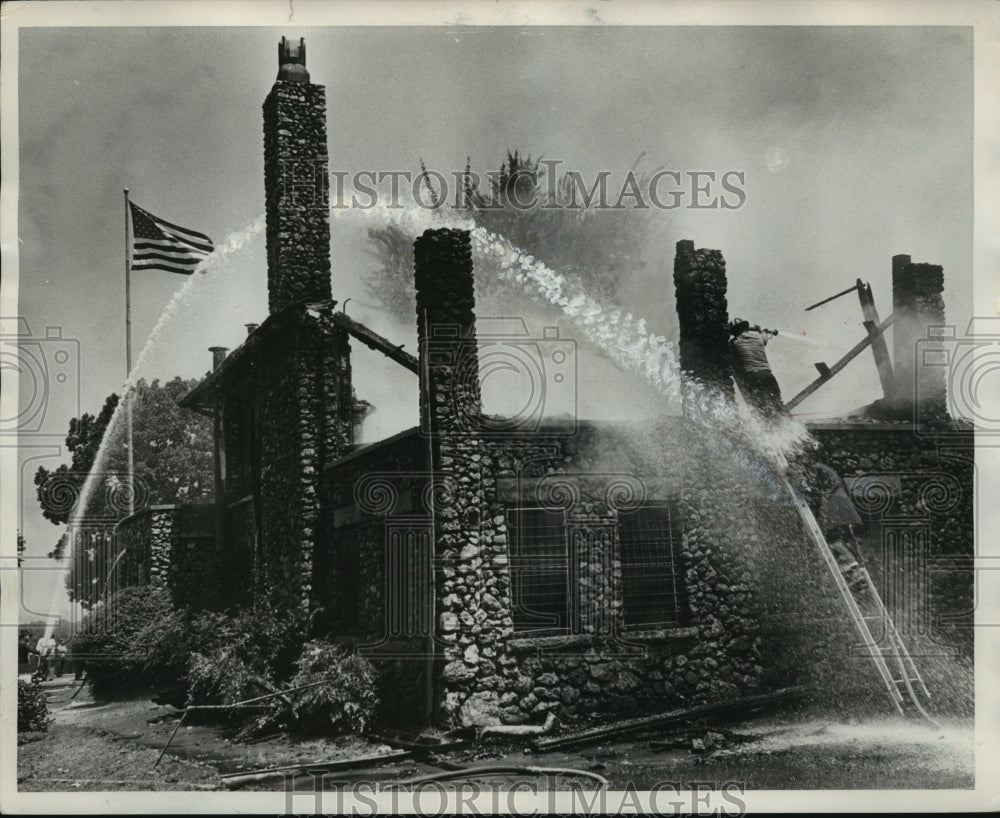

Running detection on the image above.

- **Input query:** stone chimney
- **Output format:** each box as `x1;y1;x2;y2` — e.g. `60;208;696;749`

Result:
414;229;481;435
263;36;332;314
891;254;947;416
673;239;734;406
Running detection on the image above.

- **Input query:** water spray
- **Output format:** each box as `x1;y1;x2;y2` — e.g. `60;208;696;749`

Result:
46;215;269;639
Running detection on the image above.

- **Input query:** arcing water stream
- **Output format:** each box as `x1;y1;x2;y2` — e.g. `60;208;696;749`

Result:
42;216;267;639
41;204;973;750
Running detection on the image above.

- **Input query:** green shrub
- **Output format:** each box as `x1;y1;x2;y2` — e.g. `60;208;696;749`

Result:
18;679;49;732
184;601;309;709
69;587;186;697
186;648;265;719
281;641;379;735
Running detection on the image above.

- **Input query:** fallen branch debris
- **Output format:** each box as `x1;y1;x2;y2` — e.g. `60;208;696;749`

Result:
154;679;337;766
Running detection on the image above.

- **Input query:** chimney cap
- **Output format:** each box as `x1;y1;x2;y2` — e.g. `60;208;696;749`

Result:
277;36;310;83
209;346;229;371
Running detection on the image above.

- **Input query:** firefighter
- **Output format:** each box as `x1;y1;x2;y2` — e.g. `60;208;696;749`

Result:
729;319;783;417
814;463;866;591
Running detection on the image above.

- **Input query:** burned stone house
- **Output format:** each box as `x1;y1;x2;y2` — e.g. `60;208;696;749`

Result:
115;39;973;727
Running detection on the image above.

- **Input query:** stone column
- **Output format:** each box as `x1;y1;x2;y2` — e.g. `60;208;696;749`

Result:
263;37;332;314
673;240;734;410
414;228;482;436
413;228;497;726
891;255;947;416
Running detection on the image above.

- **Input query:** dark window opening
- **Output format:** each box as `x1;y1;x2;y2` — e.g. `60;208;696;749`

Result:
619;504;688;628
508;508;569;633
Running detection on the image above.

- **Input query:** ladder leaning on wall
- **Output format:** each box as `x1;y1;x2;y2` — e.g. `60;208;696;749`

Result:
772;451;940;727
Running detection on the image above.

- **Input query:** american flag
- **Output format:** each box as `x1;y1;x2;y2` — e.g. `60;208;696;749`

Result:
129;201;214;275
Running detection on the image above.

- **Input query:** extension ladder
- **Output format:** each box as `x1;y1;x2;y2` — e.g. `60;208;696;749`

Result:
773;451;939;725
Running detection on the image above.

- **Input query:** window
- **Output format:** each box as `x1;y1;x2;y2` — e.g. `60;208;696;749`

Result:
506;503;688;635
618;504;687;628
508;508;569;633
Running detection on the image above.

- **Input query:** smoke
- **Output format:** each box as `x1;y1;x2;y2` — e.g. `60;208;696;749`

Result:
470;227;683;404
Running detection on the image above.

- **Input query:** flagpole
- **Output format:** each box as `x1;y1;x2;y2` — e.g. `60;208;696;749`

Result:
124;189;134;517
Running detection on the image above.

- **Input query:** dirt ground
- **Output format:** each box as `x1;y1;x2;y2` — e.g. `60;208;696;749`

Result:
17;675;975;794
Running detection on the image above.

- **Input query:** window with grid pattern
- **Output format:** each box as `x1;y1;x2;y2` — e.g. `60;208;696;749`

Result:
507;508;569;633
618;504;688;628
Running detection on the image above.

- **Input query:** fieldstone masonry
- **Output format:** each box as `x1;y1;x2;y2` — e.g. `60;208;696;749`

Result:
263;37;332;314
414;228;482;435
673;239;734;406
179;41;353;616
115;505;216;608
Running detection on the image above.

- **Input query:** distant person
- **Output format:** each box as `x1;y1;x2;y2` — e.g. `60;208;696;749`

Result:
729;318;783;417
55;639;68;677
18;631;38;674
35;633;56;681
814;463;866;591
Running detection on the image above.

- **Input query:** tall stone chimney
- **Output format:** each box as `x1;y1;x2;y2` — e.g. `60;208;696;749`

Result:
414;229;481;436
673;239;734;406
263;36;332;313
891;254;947;416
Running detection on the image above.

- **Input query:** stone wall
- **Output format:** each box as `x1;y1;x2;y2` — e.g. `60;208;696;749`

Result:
430;423;777;728
809;422;974;657
401;230;816;727
166;505;219;610
114;504;216;608
318;412;789;728
201;308;354;614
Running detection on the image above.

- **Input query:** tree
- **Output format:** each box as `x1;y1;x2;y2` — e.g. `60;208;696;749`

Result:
17;532;26;568
34;378;214;605
366;150;663;324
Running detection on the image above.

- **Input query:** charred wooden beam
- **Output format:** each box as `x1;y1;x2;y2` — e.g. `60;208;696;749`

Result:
331;312;419;374
857;279;895;398
783;315;893;412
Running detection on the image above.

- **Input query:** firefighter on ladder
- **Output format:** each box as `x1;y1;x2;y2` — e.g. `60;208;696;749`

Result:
728;319;784;417
813;463;867;592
